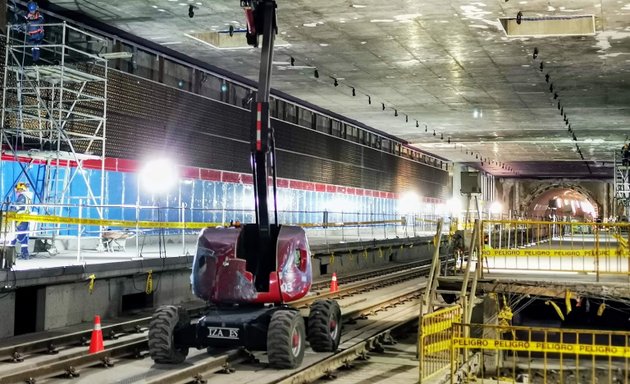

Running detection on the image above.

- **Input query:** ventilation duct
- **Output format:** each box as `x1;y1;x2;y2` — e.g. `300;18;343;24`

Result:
499;15;595;37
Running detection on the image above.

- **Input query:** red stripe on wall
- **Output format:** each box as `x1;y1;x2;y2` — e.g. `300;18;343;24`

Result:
1;155;424;202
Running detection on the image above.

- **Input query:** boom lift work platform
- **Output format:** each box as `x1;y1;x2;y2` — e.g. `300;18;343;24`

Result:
147;0;342;369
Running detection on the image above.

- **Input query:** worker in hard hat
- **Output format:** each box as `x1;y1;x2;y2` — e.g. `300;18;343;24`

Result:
24;1;45;62
11;182;33;260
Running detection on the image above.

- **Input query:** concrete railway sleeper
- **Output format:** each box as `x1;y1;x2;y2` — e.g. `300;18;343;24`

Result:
0;275;430;384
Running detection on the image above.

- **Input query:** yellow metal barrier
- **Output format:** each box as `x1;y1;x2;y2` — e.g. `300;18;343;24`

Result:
451;322;630;384
480;219;630;277
419;305;462;382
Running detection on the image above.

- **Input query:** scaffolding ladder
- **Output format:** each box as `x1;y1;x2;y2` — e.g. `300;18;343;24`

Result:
613;150;630;220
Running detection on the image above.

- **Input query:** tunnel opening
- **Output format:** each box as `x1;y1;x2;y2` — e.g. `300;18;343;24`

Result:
527;188;598;222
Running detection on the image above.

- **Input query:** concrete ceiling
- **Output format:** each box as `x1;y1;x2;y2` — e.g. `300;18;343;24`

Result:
46;0;630;178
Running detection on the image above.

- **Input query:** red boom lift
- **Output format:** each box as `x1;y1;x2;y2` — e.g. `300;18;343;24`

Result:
147;0;342;369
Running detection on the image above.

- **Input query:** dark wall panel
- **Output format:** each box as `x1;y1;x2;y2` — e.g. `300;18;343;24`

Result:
0;59;449;198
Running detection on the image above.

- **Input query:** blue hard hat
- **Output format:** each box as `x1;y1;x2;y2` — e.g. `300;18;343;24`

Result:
27;2;38;12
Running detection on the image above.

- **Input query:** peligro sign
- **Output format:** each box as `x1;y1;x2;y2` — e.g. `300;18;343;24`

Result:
452;337;630;358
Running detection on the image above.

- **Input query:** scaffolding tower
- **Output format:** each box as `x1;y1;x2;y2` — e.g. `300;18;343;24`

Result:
613;149;630;220
1;22;108;230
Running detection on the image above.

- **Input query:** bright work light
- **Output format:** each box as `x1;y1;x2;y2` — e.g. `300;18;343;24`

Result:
139;158;179;194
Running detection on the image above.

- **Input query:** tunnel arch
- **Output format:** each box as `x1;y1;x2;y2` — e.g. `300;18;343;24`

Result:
521;183;601;221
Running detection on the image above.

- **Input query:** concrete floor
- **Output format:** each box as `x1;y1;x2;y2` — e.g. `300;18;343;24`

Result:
6;225;437;271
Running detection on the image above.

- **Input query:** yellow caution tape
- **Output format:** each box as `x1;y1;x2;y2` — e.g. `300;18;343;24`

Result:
88;274;96;295
145;270;153;294
453;337;630;358
330;251;335;265
6;212;221;230
565;290;572;315
483;248;616;258
546;300;565;321
4;212;402;231
597;303;606;317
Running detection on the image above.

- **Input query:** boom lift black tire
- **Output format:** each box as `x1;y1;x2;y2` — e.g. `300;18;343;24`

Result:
267;309;306;369
307;299;342;352
148;305;190;364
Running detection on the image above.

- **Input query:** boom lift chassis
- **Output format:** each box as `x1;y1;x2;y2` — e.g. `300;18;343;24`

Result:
147;0;342;369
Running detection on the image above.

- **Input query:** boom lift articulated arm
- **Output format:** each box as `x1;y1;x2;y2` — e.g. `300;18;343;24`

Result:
242;0;279;292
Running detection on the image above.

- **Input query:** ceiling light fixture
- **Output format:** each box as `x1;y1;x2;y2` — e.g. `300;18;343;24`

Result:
539;62;544;71
290;56;295;66
352;87;356;96
394;109;398;117
533;47;539;59
549;84;554;93
516;11;523;24
314;69;319;78
545;74;550;83
382;103;385;111
440;133;444;140
433;130;436;136
405;114;408;123
367;95;371;104
188;5;195;18
333;78;339;87
416;120;419;128
554;92;558;100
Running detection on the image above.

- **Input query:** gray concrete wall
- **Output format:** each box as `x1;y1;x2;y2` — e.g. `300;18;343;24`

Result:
41;269;198;331
0;292;16;338
314;240;437;277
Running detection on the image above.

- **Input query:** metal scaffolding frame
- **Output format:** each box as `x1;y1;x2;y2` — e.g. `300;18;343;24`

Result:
1;22;108;226
613;150;630;220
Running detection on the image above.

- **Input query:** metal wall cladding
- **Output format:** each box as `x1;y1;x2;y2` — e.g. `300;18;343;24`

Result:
273;119;449;199
2;64;449;199
106;70;251;173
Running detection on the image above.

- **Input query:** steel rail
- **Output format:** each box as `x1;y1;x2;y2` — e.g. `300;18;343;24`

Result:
143;282;428;384
274;305;421;384
1;260;434;365
310;259;431;291
0;261;438;384
0;306;207;363
294;264;431;307
0;339;147;384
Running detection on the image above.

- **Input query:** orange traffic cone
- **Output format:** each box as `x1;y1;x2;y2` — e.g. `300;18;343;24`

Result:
330;272;339;293
88;315;104;354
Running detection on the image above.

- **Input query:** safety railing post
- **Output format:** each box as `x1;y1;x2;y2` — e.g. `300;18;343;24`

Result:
323;210;329;245
383;211;387;239
77;199;82;263
181;201;186;256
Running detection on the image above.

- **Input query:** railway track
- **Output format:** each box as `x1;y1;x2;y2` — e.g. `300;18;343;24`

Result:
0;261;433;384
